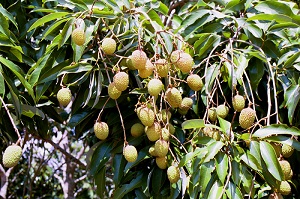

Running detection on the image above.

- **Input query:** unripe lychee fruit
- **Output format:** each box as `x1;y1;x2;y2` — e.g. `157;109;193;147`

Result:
101;38;116;55
158;109;172;123
123;145;138;162
154;139;169;157
155;59;169;77
57;87;72;106
278;181;291;195
187;74;203;91
2;145;22;168
271;143;281;158
166;123;175;134
170;50;182;64
208;107;217;122
161;127;170;141
113;72;129;91
137;106;155;126
282;144;294;158
167;165;180;183
232;94;245;112
131;50;147;70
130;123;144;137
165;87;182;108
216;104;229;118
179;97;193;111
279;160;292;181
145;122;161;141
72;28;85;46
138;59;154;78
156;156;168;169
175;52;194;73
126;56;136;70
94;122;109;140
147;79;163;96
239;107;256;129
108;82;122;99
149;145;157;156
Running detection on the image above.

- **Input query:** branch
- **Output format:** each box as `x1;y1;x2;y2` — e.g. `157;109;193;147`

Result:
44;138;86;169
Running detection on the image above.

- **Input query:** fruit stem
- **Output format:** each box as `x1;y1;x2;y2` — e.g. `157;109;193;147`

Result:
96;97;111;122
115;100;127;143
0;96;22;144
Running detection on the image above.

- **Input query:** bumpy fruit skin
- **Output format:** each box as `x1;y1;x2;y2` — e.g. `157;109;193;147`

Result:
161;127;170;141
123;145;138;162
167;166;180;183
165;87;182;108
216;104;229;118
187;74;203;91
155;59;169;77
101;38;116;55
156;156;168;169
279;181;291;195
137;107;155;126
108;82;122;99
130;123;144;137
147;79;163;96
179;97;193;111
174;52;194;73
113;72;129;91
208;107;217;122
282;144;294;158
138;59;154;78
57;88;72;106
126;56;136;70
170;50;182;64
72;28;85;46
166;123;175;135
131;50;148;70
271;143;282;158
239;107;256;129
145;122;161;141
2;145;22;168
155;139;169;157
232;95;245;112
279;160;292;180
149;145;157;156
159;109;171;123
94;122;109;140
203;127;221;141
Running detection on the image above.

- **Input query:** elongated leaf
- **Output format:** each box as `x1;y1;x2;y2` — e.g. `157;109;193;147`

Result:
247;14;300;26
207;180;223;199
113;154;127;187
89;141;113;176
21;104;45;119
28;12;70;32
225;181;243;199
182;119;205;129
202;141;224;163
179;147;207;167
95;166;106;198
240;151;262;172
260;141;283;181
68;109;95;128
199;161;215;193
0;6;18;30
0;69;5;96
215;152;228;184
253;124;300;138
264;135;300;151
113;171;145;199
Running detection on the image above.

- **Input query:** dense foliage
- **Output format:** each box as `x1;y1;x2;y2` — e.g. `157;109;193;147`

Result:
1;0;300;198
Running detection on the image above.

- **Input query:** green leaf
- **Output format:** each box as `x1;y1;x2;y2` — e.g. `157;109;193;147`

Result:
28;12;71;32
113;171;145;199
69;109;95;128
89;141;113;176
215;152;228;184
0;5;18;30
113;154;127;187
182;119;205;129
225;181;243;199
202;141;224;163
151;167;167;194
95;167;106;198
179;147;207;167
260;141;283;181
0;69;5;96
207;180;223;199
240;151;262;172
263;135;300;151
199;161;215;193
253;124;300;138
247;14;300;26
21;104;45;119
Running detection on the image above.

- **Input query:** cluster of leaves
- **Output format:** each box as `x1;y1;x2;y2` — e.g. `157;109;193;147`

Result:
1;0;300;198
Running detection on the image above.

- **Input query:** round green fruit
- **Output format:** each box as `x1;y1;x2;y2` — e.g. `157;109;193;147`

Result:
2;145;22;168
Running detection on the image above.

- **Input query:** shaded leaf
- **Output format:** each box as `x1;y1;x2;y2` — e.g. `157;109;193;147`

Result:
253;124;300;138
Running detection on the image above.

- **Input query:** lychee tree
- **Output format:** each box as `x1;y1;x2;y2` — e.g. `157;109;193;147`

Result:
1;0;300;198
